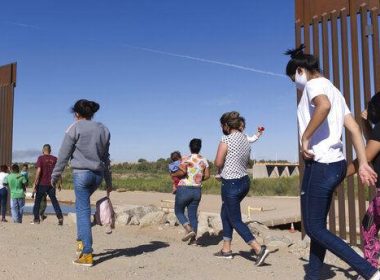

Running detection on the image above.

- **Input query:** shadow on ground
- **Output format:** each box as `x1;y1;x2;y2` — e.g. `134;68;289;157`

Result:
300;257;356;279
197;232;223;247
238;249;277;267
93;241;170;265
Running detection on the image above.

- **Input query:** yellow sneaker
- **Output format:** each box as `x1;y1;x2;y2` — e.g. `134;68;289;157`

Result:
76;240;84;256
73;253;93;267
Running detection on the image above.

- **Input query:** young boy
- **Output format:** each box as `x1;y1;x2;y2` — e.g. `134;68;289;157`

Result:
168;151;182;194
3;164;27;223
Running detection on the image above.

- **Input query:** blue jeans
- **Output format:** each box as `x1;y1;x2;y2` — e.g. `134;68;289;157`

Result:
221;175;254;244
73;170;103;254
11;198;25;223
33;185;63;220
0;188;8;219
302;160;377;280
174;187;201;233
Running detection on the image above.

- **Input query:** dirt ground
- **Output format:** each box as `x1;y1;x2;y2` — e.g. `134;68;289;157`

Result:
0;212;360;280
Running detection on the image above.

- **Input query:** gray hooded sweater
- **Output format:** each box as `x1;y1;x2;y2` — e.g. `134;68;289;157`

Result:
51;120;112;186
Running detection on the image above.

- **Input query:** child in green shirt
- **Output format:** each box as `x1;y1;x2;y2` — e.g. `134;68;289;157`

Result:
3;164;27;223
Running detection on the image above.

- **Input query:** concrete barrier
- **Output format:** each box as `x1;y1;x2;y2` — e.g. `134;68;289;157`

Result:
252;164;299;178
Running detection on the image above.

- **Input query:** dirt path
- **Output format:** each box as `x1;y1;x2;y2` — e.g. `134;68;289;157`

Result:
0;216;358;280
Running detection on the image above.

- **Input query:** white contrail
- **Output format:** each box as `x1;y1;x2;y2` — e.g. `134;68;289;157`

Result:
4;21;40;29
122;44;286;78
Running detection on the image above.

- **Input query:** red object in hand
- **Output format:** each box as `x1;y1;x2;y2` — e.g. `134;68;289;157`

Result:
258;126;265;132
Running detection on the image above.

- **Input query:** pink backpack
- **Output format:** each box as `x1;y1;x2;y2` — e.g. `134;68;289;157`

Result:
95;197;115;230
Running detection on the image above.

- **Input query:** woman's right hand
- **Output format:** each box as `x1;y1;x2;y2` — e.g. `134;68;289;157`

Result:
358;163;377;187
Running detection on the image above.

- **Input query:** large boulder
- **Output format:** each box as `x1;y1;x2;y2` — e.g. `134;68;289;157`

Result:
165;213;179;227
248;222;270;237
197;213;211;236
126;205;160;219
115;212;131;225
208;216;223;233
129;216;140;226
139;211;166;228
265;235;293;248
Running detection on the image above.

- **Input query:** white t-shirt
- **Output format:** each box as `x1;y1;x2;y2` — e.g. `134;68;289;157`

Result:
0;172;8;189
297;77;350;163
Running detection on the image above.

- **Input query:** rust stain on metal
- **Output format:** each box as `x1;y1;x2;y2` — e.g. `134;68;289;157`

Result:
0;63;17;166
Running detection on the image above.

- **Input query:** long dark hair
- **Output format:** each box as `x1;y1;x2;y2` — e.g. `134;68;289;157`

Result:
285;44;321;77
368;92;380;124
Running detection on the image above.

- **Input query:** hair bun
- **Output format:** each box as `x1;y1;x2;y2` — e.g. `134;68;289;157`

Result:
89;101;100;113
285;44;305;58
229;111;240;119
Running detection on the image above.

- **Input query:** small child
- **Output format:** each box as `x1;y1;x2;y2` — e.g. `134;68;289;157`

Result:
3;164;27;223
20;163;29;192
168;151;182;194
239;116;264;143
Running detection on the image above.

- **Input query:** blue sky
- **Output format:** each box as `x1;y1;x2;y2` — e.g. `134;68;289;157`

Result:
1;0;299;163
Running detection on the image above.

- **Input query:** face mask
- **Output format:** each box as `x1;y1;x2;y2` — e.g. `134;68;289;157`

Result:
295;70;307;91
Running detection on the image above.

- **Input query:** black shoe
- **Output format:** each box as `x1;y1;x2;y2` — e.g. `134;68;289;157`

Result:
40;215;47;221
214;250;233;259
30;219;40;225
1;218;7;222
255;245;269;266
58;218;63;226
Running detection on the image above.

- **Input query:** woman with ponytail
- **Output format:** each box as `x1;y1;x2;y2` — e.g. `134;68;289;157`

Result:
51;99;112;267
285;45;379;279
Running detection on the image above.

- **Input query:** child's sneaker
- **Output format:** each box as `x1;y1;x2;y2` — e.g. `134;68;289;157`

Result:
76;240;84;256
73;253;93;267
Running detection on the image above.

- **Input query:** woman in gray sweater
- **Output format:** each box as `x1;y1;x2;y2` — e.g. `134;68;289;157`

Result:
51;99;112;267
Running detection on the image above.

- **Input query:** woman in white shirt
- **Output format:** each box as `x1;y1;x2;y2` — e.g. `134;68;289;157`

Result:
0;165;9;222
285;44;378;280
